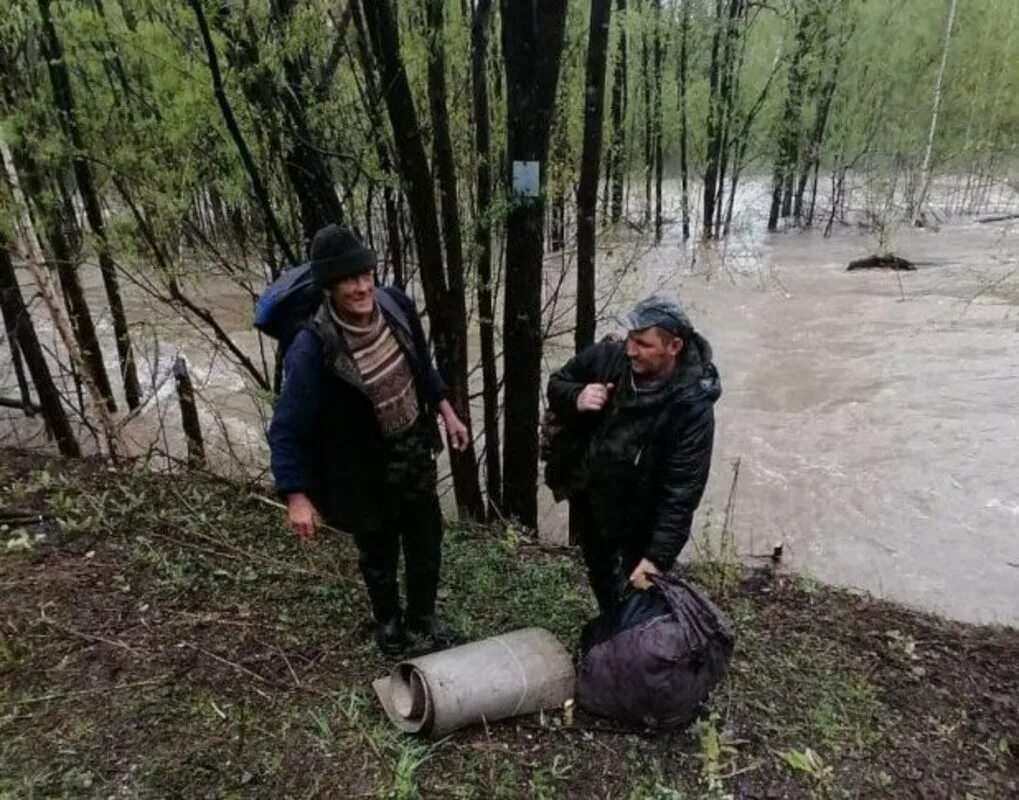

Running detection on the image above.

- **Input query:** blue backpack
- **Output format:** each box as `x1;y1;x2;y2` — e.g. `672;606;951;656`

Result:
253;263;321;353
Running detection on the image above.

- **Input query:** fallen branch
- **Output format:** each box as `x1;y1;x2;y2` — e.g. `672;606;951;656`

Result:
0;396;41;415
0;678;167;707
38;611;142;657
182;642;278;697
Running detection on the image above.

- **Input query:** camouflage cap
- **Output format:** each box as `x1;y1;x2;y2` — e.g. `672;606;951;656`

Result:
622;294;693;337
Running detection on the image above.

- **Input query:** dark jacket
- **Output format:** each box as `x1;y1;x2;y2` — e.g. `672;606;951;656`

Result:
546;333;721;568
268;287;446;532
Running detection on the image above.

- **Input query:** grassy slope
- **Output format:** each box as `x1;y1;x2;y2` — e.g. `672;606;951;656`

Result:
1;450;1016;799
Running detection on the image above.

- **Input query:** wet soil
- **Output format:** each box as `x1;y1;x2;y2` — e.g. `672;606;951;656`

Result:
2;450;1016;798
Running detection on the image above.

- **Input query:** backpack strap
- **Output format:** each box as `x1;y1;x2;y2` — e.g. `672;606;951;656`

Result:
375;287;414;345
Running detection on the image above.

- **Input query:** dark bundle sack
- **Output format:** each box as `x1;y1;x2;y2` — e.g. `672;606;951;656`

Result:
253;262;319;353
577;575;735;728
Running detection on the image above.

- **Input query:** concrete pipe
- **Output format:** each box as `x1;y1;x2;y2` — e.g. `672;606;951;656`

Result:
373;627;575;738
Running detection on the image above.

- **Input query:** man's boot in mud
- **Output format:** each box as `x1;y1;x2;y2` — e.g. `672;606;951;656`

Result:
405;613;459;652
375;613;410;656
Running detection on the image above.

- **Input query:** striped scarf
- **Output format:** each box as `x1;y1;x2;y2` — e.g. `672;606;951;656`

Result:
332;304;420;436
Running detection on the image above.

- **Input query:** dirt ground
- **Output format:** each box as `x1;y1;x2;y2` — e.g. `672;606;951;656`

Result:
1;449;1016;798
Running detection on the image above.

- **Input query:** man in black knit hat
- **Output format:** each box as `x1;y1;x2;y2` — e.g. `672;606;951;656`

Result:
268;224;469;654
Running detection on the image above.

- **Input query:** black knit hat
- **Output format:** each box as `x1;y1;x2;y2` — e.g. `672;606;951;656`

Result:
309;224;376;287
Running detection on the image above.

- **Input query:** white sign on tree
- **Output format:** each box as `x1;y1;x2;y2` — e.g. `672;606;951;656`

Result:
511;160;540;197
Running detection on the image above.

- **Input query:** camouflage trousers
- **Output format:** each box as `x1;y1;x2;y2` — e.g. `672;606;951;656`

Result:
351;419;444;623
570;489;648;613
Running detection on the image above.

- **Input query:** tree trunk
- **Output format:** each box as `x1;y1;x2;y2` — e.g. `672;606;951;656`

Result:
797;39;844;226
3;313;34;414
423;0;484;521
0;230;80;456
549;113;569;251
609;0;627;224
17;151;117;415
641;6;653;226
576;0;613;353
358;0;484;520
678;0;690;241
913;0;959;225
384;183;404;289
348;4;404;289
2;145;121;456
767;7;812;232
189;0;297;267
272;0;346;243
500;0;569;529
713;0;745;236
703;0;725;238
37;0;142;410
652;0;663;243
471;0;501;517
174;356;205;468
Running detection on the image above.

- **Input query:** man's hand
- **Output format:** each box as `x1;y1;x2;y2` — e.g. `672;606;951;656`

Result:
438;400;470;452
629;557;661;590
576;382;615;412
287;493;317;542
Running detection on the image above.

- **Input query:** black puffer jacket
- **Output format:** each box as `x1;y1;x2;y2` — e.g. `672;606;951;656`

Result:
546;333;721;567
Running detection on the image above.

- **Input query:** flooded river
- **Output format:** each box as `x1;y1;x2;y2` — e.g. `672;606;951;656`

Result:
3;182;1017;626
582;213;1019;627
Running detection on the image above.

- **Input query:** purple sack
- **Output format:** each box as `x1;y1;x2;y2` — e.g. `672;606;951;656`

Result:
576;575;735;728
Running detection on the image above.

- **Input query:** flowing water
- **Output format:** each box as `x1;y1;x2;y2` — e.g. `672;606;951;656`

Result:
3;181;1017;625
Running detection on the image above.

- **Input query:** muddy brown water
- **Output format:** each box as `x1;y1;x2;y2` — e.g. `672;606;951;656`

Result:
3;192;1017;626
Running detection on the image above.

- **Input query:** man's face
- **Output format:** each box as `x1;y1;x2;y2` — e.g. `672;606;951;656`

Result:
625;326;683;380
330;269;375;317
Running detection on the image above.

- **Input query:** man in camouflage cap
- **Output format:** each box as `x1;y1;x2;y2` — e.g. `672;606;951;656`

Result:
545;294;721;611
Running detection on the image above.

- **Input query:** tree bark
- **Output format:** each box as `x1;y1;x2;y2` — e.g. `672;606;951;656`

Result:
913;0;958;225
549;116;569;252
423;0;484;520
678;0;690;241
174;356;205;468
272;0;347;241
797;36;845;225
16;150;117;416
189;0;297;266
471;0;501;517
348;4;404;288
358;0;484;520
713;0;745;236
38;0;142;410
609;0;627;224
500;0;569;529
576;0;613;353
652;0;663;243
0;231;80;456
2;145;121;456
703;0;725;238
767;7;812;232
641;5;653;226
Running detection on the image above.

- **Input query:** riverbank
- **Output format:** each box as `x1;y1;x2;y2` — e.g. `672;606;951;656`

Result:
2;449;1015;798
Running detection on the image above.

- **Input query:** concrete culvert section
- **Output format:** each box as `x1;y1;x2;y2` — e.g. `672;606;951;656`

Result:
373;628;575;737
